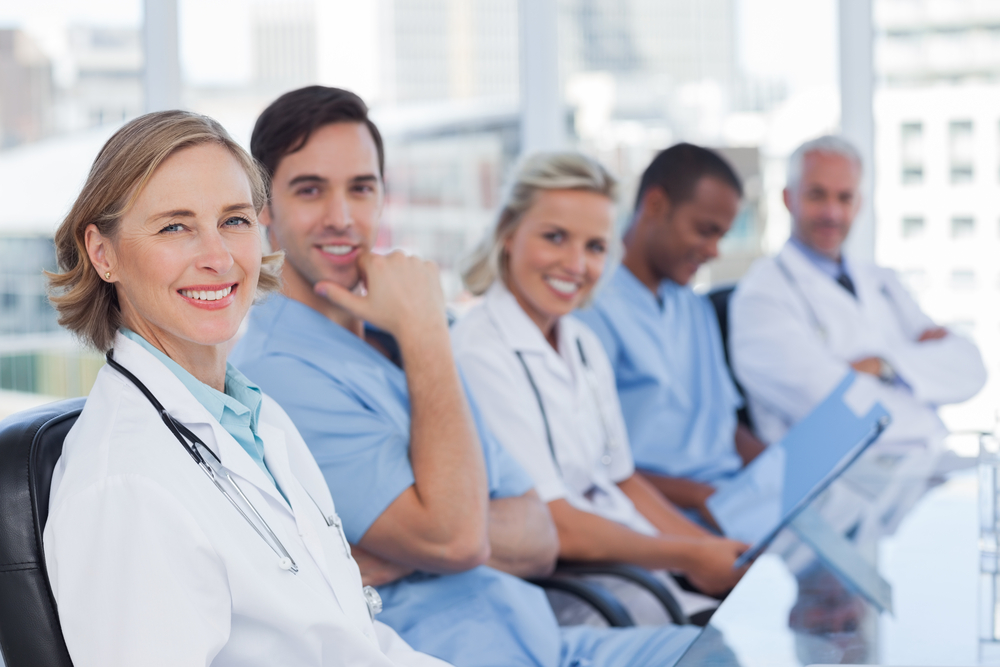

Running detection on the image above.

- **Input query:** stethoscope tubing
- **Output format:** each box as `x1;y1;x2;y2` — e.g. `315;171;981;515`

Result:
514;336;618;471
105;351;300;573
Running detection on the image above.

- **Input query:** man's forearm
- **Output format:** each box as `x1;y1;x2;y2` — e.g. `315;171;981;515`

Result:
548;498;746;596
549;498;698;570
351;544;416;588
734;423;766;465
636;471;714;515
398;323;490;552
485;492;558;578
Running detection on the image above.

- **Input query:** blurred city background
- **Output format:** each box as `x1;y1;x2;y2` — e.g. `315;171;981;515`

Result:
0;0;996;442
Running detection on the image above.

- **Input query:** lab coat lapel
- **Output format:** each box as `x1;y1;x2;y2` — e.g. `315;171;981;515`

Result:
484;281;574;385
259;420;376;639
781;243;865;326
258;422;333;570
210;422;291;509
780;243;893;361
110;334;289;509
846;261;886;323
781;243;853;307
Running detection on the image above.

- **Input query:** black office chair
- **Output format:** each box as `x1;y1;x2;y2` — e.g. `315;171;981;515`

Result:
0;398;85;667
707;285;754;431
529;576;636;627
0;397;640;649
552;561;690;625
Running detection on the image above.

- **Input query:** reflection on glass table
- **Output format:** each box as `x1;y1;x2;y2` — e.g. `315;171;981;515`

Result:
676;439;982;666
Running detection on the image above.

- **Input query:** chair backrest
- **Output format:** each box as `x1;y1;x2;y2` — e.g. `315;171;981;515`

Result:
0;398;85;667
706;285;754;431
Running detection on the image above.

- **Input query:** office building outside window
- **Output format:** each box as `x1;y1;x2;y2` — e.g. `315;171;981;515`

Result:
951;216;975;239
901;268;928;293
951;269;977;291
875;0;1000;434
902;216;924;238
900;122;923;184
949;120;974;184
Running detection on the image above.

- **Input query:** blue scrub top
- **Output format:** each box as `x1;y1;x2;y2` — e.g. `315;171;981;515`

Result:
576;266;743;485
230;294;567;665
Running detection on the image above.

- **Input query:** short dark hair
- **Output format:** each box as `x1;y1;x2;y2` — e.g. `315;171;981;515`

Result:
634;143;742;211
251;86;385;190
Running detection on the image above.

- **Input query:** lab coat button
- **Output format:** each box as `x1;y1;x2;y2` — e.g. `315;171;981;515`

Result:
278;557;293;571
362;585;382;619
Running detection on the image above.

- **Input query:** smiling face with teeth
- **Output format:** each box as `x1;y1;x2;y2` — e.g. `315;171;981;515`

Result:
87;142;262;365
261;122;384;318
503;189;615;343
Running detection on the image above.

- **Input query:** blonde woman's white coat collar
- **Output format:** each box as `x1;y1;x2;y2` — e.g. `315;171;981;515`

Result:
483;280;582;386
483;281;553;354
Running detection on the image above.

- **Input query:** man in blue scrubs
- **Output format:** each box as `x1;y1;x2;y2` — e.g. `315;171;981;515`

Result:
231;86;701;667
577;143;767;530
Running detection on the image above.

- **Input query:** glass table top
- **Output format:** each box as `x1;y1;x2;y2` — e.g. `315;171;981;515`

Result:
677;444;983;667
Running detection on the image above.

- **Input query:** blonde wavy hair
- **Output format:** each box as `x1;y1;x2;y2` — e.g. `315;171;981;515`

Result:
47;110;283;351
460;151;618;296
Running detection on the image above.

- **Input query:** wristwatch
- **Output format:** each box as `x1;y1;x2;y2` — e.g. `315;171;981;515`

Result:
877;358;897;385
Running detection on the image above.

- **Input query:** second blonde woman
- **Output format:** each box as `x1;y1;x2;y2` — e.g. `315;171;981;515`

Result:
452;152;749;626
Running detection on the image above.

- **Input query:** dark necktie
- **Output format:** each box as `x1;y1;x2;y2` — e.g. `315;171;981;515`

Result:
836;271;857;298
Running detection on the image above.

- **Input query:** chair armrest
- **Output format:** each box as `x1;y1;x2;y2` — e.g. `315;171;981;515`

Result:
554;561;691;625
528;576;635;627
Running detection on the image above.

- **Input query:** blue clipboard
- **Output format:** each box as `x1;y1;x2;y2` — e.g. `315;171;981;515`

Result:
705;372;891;568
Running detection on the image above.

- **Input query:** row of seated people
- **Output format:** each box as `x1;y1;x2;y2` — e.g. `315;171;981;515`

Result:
32;84;986;667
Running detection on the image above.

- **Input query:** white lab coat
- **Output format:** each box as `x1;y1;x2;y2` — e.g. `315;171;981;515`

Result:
42;334;449;667
729;241;986;448
452;282;718;620
452;281;656;536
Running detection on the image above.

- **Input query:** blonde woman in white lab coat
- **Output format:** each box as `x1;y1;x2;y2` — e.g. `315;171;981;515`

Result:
43;111;449;667
452;153;749;624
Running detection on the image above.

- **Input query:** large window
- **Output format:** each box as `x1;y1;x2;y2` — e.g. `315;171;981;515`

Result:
900;122;923;184
951;215;975;238
949;119;974;184
902;215;925;237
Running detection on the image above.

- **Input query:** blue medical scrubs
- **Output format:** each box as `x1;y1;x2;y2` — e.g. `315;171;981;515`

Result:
577;266;743;485
232;294;700;667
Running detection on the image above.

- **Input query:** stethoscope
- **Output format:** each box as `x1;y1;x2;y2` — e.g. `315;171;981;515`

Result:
105;351;384;618
514;336;620;471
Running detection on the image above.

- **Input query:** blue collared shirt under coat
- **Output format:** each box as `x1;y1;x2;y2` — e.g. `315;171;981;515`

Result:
576;266;743;484
121;328;280;490
789;236;853;283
